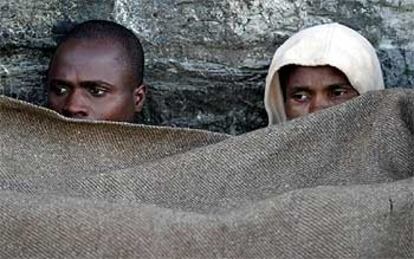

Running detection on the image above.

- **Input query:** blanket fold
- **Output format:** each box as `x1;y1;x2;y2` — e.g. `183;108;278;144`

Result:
0;90;413;258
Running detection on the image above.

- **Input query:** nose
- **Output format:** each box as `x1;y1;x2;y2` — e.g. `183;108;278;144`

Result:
309;94;332;113
62;89;89;119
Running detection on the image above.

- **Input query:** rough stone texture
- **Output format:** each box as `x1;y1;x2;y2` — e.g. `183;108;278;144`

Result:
1;0;413;134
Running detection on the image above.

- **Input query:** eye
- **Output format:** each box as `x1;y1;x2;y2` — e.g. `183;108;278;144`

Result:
331;87;348;97
50;84;70;96
330;85;358;100
87;86;107;97
290;91;310;103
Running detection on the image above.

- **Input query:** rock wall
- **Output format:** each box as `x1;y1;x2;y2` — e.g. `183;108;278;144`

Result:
1;0;413;134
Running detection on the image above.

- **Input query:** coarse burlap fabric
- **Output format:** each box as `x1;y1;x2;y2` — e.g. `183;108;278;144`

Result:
0;89;413;258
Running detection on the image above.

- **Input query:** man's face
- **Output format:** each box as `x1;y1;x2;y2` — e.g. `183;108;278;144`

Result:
47;39;145;122
283;66;359;120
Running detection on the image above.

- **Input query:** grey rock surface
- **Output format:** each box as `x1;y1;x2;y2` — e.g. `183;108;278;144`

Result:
1;0;413;134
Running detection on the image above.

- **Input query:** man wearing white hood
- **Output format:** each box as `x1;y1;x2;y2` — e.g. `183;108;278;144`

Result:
264;23;385;124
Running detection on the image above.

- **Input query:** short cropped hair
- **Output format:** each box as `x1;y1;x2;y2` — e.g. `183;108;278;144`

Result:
54;20;144;85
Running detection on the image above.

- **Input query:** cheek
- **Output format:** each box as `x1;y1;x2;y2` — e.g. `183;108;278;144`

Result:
285;101;309;120
95;95;135;121
345;91;359;101
47;95;64;111
332;93;358;105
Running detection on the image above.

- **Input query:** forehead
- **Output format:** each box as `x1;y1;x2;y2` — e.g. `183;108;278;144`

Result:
53;38;124;66
49;39;134;87
285;65;350;85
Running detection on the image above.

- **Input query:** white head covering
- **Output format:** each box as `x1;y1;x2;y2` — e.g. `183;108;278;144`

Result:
264;23;385;125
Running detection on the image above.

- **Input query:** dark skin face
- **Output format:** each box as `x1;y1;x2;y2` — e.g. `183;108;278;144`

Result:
47;39;146;122
283;66;359;120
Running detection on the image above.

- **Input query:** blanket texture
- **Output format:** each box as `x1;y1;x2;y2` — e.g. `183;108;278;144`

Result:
0;89;413;258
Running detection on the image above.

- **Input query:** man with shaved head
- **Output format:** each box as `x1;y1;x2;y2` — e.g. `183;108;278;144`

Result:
47;20;146;122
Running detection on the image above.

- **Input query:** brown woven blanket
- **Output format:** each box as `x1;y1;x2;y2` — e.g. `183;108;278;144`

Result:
0;89;413;258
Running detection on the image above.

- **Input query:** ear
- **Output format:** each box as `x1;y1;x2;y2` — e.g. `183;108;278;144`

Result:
133;84;147;113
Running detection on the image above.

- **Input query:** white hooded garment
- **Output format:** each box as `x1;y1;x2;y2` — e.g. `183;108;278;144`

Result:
264;23;385;125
